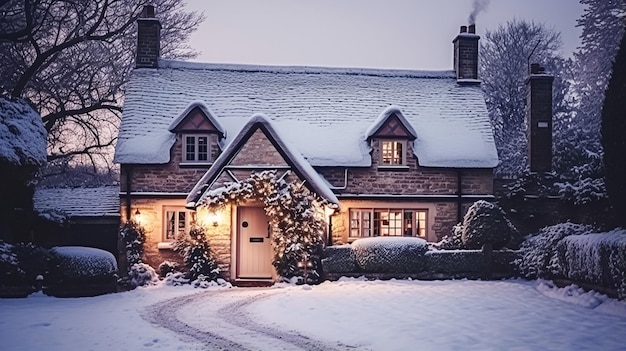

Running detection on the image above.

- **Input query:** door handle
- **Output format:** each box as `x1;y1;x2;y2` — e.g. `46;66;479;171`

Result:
267;222;270;238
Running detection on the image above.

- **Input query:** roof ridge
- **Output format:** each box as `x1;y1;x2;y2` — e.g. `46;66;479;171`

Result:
154;59;456;79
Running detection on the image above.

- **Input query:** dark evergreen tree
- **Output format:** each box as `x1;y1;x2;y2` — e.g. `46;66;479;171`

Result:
175;224;219;281
601;30;626;227
119;219;146;267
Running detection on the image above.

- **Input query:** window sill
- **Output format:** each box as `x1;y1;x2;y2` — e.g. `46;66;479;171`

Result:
157;242;174;250
377;165;410;171
179;162;213;167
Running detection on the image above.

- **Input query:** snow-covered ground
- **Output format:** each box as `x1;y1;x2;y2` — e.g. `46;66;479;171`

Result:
1;279;625;351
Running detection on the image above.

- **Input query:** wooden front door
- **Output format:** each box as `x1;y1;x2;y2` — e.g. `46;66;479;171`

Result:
237;207;273;279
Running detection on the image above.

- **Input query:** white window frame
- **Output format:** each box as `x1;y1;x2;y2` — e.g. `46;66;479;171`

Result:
163;207;193;242
182;134;218;164
380;140;407;166
349;208;427;238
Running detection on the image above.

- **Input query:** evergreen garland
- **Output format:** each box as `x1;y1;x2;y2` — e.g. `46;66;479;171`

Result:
199;170;327;281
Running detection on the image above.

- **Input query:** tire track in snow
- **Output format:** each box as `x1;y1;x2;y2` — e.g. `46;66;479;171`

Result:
218;290;344;351
142;290;249;350
143;288;347;351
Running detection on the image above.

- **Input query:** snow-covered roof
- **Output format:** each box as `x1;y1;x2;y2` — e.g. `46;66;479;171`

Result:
115;59;498;168
365;106;417;140
34;186;120;217
187;114;339;206
0;97;47;167
168;100;226;137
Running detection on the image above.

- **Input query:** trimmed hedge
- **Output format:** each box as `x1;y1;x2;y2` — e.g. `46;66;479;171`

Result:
352;237;428;273
424;250;483;274
556;230;626;295
45;246;118;297
321;245;356;273
322;240;519;279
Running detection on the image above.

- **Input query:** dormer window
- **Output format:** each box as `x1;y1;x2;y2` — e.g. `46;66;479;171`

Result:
381;140;406;165
365;107;417;169
183;134;218;163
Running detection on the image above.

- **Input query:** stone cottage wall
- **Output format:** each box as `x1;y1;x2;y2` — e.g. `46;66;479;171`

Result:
121;134;213;193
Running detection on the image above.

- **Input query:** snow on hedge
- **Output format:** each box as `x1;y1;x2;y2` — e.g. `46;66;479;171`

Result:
556;228;626;291
321;245;356;273
0;97;46;166
351;237;428;273
515;222;593;279
50;246;117;280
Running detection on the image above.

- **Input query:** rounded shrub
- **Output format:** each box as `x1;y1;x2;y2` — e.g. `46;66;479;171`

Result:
128;263;159;287
352;237;428;273
158;260;180;278
46;246;118;297
461;200;519;249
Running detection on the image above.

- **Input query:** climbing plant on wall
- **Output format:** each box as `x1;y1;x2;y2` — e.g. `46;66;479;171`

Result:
198;170;327;281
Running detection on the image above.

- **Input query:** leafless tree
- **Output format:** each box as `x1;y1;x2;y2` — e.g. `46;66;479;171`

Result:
479;19;566;177
0;0;204;177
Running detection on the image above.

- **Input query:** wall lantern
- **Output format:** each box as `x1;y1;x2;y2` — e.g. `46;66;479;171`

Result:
208;212;219;227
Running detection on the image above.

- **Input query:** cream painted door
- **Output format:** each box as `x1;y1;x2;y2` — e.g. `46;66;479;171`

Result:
237;207;273;279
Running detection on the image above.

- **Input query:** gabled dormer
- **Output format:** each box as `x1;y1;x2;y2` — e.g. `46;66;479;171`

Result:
365;106;417;168
168;101;225;166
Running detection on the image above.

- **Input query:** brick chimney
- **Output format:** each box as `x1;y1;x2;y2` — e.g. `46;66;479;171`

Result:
136;5;161;68
526;63;554;173
453;24;480;83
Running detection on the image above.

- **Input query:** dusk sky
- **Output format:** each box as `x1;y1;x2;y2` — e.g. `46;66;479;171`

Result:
184;0;585;70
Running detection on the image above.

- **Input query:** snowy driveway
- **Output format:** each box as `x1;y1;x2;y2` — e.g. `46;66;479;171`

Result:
143;288;344;350
1;279;626;350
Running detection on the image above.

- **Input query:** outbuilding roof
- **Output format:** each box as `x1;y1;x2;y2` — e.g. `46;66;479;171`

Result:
114;59;498;168
34;186;120;218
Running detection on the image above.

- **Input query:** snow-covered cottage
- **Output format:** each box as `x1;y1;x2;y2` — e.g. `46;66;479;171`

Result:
0;97;47;242
114;7;498;282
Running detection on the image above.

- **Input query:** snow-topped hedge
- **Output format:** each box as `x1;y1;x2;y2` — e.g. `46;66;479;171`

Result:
425;250;483;274
556;229;626;295
46;246;118;297
515;223;593;279
321;245;356;273
352;237;428;273
424;250;519;276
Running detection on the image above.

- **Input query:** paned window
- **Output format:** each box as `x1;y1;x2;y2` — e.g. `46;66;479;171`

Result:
381;141;405;165
183;134;218;163
349;208;427;238
164;208;192;241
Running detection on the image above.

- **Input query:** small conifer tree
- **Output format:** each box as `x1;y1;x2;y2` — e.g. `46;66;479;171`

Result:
175;224;220;281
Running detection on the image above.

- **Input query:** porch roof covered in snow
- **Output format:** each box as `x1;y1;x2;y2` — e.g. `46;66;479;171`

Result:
114;59;498;168
187;114;339;207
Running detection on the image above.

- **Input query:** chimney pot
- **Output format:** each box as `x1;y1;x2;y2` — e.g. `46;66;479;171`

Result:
141;5;155;18
453;24;480;82
530;63;546;75
468;24;476;34
136;5;161;68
